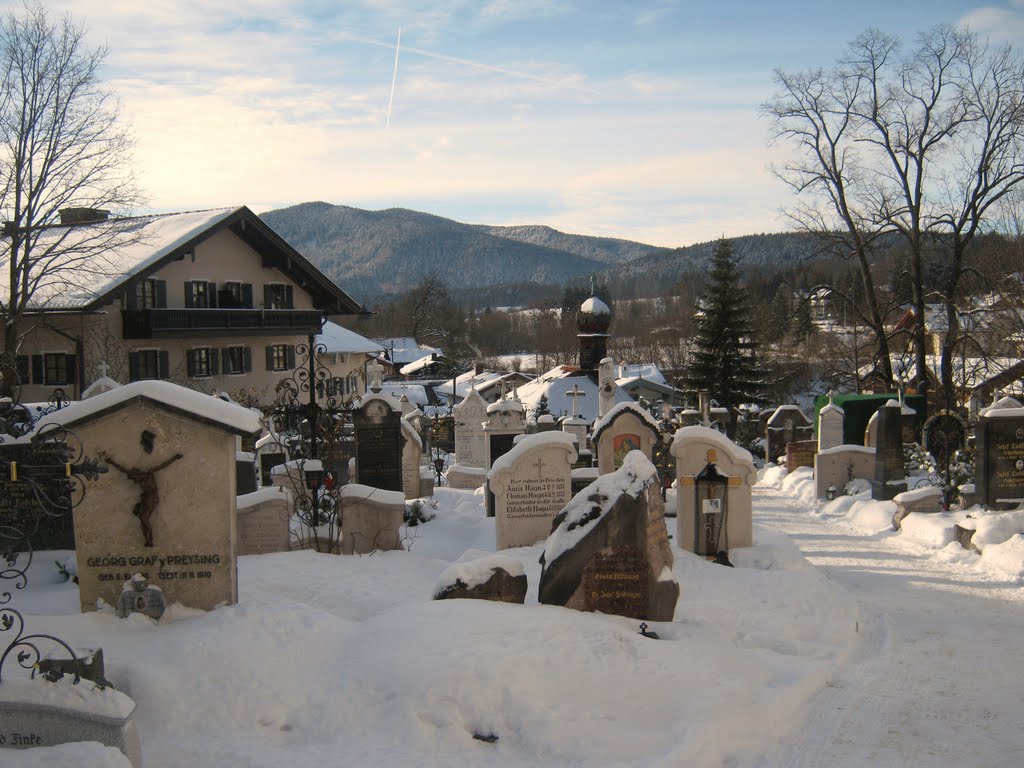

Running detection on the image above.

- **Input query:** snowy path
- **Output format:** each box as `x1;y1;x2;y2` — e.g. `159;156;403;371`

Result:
754;483;1024;768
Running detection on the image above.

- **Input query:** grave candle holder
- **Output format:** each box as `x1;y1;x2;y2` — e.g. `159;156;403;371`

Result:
693;460;729;558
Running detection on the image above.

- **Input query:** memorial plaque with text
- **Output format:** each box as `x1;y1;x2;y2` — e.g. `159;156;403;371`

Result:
580;547;649;619
356;426;403;492
0;440;75;549
977;416;1024;505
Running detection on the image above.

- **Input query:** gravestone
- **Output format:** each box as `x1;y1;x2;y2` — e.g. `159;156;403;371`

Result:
598;358;616;418
974;398;1024;507
591;401;660;475
785;440;817;473
483;396;526;469
817;394;845;451
0;437;75;550
487;432;577;550
36;381;262;612
765;405;814;464
236;486;292;554
539;451;677;621
448;387;489;490
814;445;874;499
561;415;589;454
236;451;258;495
672;426;757;554
0;680;142;765
870;402;907;501
338;483;405;554
353;394;403;492
432;554;527;603
255;433;287;488
401;417;423;499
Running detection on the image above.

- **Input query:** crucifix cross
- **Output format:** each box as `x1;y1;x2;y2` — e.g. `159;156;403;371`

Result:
97;360;110;378
565;383;586;418
533;457;545;479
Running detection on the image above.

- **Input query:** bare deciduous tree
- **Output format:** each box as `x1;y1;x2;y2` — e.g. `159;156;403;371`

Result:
0;3;142;371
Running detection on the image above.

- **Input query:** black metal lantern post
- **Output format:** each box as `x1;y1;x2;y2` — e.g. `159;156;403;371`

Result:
694;460;729;559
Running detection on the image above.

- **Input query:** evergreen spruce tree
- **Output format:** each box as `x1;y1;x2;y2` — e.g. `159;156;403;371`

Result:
684;238;764;431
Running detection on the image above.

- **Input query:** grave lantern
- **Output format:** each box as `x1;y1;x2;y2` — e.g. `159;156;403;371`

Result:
826;484;838;501
694;458;729;558
304;464;323;490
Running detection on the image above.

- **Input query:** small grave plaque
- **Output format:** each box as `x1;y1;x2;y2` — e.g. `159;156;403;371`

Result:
0;440;75;550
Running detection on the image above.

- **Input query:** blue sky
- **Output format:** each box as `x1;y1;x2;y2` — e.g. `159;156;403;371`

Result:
38;1;1024;247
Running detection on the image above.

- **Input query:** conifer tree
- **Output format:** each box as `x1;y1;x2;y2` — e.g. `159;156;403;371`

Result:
684;238;764;429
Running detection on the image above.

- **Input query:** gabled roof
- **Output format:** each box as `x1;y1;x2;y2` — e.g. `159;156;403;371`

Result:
3;206;363;315
317;321;384;354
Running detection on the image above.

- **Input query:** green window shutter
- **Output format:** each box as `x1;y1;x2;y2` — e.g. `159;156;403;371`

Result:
184;281;194;308
286;345;296;370
210;348;220;375
265;346;274;371
31;355;43;384
128;352;140;382
241;283;253;308
65;354;77;385
243;347;252;374
207;282;218;308
156;280;168;308
158;351;170;379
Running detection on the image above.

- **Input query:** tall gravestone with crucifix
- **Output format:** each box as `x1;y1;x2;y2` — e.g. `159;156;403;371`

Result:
36;381;263;612
447;387;489;490
817;392;844;451
353;393;404;493
401;416;423;499
487;432;577;550
562;382;590;452
592;401;661;475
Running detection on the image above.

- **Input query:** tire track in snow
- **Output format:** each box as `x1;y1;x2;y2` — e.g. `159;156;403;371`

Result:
753;483;1024;767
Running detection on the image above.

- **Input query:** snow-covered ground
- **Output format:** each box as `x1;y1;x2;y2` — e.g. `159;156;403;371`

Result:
6;471;1024;767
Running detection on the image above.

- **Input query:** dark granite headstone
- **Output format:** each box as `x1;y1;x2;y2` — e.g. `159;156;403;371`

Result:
354;397;403;492
975;412;1024;507
0;440;75;550
236;458;258;495
870;404;907;500
489;433;517;466
259;451;286;487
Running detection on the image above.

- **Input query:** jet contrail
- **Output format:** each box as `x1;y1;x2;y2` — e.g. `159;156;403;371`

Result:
385;25;401;128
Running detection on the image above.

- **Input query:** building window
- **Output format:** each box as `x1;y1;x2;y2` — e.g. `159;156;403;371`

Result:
187;348;219;378
128;350;169;382
224;346;251;375
265;344;294;372
129;278;166;309
185;280;216;308
220;281;253;309
264;284;293;310
44;353;68;385
137;280;157;309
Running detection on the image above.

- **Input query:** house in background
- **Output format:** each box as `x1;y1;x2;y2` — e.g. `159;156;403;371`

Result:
4;206;364;405
315;321;385;402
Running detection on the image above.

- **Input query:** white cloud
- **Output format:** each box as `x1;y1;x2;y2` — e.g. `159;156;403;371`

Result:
958;4;1024;43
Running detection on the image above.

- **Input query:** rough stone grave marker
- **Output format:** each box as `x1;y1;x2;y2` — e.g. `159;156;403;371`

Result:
539;451;677;621
36;381;262;612
487;432;576;550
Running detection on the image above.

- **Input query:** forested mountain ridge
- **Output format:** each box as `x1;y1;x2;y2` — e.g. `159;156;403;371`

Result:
259;201;829;305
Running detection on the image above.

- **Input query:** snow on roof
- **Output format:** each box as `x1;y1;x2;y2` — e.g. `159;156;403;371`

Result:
581;296;611;314
616;363;666;385
766;405;811;428
544;451;659;566
592;401;661;440
981;397;1024;417
317;322;384;355
435;370;521;399
513;367;632;422
35;380;263;436
377;383;428;406
375;338;443;365
400;354;444;375
1;208;239;309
